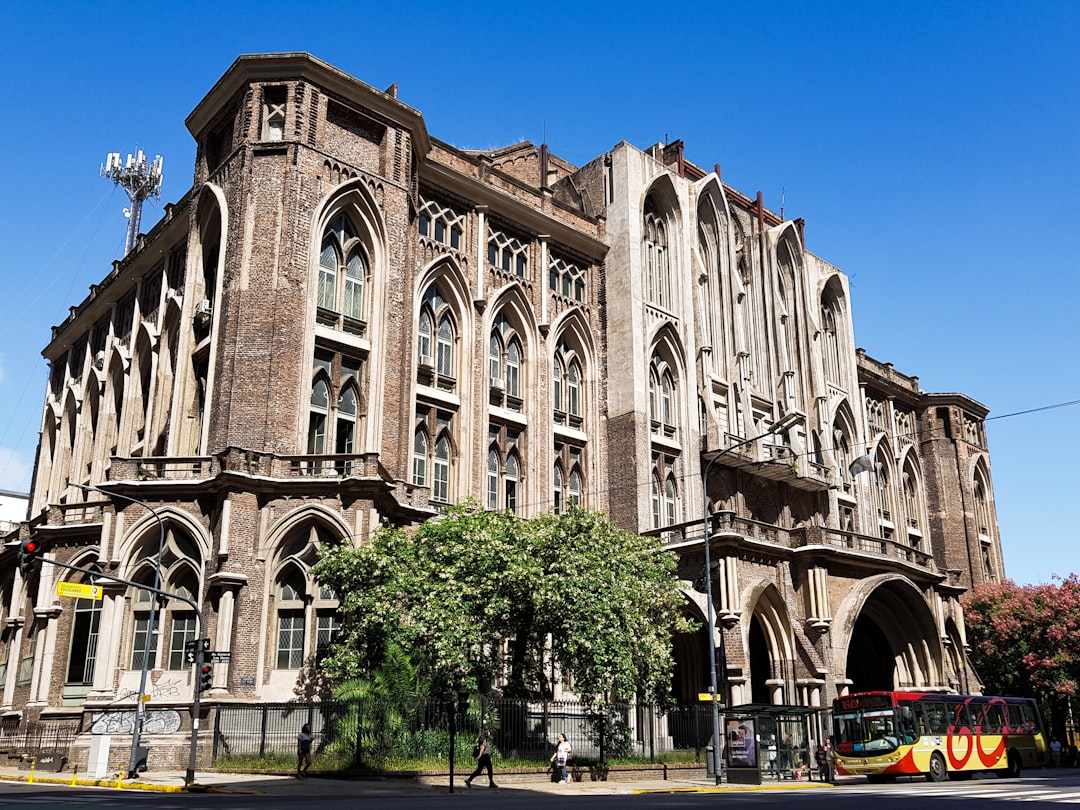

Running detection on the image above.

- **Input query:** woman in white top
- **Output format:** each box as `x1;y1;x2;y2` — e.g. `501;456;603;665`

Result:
550;733;572;783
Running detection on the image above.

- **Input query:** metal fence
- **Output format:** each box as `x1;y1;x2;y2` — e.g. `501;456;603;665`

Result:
1;722;79;771
212;698;714;766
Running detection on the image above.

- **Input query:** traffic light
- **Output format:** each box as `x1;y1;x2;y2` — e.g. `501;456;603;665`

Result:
18;538;43;577
198;663;213;693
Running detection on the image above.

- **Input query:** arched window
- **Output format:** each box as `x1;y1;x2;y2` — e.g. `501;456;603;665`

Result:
437;317;454;377
489;313;524;408
418;283;457;388
276;567;307;670
336;387;357;455
649;356;678;436
568;469;582;506
664;475;678;527
553;338;585;427
567;361;580;417
644;198;670;308
306;351;364;472
433;436;451;503
505;452;520;513
317;215;368;330
412;429;428;487
487;450;500;510
553;463;564;514
308;379;329;454
973;468;993;537
272;524;343;671
487;436;523;515
651;473;662;528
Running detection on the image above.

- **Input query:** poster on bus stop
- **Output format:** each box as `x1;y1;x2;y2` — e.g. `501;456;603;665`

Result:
726;718;757;768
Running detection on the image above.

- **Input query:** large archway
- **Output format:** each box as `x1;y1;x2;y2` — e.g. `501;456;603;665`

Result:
741;584;795;705
833;575;944;693
845;613;895;691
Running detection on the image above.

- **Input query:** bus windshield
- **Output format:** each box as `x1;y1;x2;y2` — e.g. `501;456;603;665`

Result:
833;708;901;754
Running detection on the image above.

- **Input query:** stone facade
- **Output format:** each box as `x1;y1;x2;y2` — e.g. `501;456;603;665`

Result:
0;53;1004;768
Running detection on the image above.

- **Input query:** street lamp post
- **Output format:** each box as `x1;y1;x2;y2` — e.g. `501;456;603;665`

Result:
700;412;803;785
77;483;165;780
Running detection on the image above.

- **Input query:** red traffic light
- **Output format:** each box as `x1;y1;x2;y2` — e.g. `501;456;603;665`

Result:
19;538;43;576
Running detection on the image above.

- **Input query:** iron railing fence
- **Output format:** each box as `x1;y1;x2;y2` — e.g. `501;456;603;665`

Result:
212;698;716;766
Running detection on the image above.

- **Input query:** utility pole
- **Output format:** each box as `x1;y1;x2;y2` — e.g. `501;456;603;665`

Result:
101;150;163;255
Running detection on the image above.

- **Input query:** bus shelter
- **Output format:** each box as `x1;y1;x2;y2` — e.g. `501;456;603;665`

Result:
723;704;824;785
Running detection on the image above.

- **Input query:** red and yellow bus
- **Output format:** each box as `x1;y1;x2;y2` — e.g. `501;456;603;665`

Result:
832;691;1049;782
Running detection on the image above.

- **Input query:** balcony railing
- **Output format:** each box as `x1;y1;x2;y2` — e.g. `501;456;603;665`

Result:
650;511;935;573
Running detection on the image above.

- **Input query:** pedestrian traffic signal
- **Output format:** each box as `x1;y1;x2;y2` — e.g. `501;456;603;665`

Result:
18;538;43;577
198;663;212;693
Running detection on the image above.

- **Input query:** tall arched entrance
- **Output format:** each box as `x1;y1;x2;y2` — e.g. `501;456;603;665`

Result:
744;584;794;705
834;576;944;693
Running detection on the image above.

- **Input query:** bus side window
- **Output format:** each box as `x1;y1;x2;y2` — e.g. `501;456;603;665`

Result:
1021;704;1038;734
923;701;948;735
982;703;1005;734
951;703;973;733
898;703;919;743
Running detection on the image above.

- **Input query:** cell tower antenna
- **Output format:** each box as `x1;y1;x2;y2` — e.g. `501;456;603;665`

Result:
101;149;164;255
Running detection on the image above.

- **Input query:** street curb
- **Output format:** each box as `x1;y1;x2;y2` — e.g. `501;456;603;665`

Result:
0;773;184;792
634;781;833;794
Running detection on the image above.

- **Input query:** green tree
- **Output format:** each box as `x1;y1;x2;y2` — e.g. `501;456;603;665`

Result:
312;502;693;703
963;575;1080;733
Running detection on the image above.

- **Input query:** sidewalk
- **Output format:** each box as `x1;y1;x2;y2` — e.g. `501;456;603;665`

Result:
0;764;835;797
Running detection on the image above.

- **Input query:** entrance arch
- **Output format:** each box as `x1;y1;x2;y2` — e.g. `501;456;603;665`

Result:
833;575;943;693
741;583;795;705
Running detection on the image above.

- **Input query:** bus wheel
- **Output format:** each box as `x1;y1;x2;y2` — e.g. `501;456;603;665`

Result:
1001;750;1022;779
927;752;948;783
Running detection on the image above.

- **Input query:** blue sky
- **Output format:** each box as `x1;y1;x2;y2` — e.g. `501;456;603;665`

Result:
0;1;1075;585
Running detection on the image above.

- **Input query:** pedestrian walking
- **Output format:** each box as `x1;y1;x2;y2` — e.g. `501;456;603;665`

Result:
550;733;573;783
296;723;313;778
465;729;498;788
1051;737;1062;767
815;743;830;782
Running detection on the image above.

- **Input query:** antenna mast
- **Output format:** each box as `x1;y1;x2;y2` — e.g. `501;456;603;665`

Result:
101;150;164;255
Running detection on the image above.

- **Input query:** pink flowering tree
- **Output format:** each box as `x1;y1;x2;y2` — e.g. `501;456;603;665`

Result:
963;575;1080;735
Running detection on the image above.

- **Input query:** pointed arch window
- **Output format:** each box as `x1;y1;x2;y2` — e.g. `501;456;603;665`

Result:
489;313;524;408
308;380;329;455
649;357;678;437
553;338;585;427
272;525;341;671
553;463;564;514
317;215;368;334
644;199;670;308
276;568;307;670
973;469;993;538
306;350;365;472
413;406;455;504
413;429;428;487
418;283;457;391
488;425;524;515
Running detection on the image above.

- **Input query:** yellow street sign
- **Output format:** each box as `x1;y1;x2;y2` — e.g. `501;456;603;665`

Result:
56;581;103;600
141;694;151;703
698;692;723;703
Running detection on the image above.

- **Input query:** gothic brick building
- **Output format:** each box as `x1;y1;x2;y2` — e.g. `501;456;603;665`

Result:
0;53;1004;769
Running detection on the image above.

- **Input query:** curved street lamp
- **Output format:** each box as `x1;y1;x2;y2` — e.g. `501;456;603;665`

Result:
76;483;164;780
700;411;803;784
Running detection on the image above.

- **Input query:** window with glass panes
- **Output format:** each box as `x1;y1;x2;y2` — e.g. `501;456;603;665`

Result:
307;349;363;469
413;406;455;503
487;226;529;278
317;215;368;333
487;423;524;514
167;614;197;670
65;596;101;685
417;196;465;250
549;255;586;302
